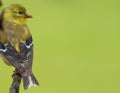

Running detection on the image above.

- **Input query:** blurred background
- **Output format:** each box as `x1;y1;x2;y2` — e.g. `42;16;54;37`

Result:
0;0;120;93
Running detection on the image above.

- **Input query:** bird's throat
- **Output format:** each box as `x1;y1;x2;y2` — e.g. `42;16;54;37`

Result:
13;18;26;25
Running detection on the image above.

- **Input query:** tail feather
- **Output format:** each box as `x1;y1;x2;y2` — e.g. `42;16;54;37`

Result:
23;73;39;89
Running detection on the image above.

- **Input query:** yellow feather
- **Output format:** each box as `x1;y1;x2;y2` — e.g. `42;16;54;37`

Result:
14;43;20;53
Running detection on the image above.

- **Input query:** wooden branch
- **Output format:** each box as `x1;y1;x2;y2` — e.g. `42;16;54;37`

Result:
9;74;22;93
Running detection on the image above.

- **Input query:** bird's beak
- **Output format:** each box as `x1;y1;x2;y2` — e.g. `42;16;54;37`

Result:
24;13;32;18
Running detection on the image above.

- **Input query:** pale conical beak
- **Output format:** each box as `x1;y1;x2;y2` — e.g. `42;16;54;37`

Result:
24;13;32;18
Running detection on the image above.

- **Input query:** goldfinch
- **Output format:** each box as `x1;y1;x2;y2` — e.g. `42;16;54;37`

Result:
0;3;39;89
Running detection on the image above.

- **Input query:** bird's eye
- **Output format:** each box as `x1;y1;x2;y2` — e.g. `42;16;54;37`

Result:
18;11;23;14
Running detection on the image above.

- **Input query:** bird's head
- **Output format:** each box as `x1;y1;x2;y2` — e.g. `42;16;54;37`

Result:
3;3;32;25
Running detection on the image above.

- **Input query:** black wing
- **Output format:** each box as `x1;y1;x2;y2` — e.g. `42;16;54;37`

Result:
20;36;33;65
20;37;33;68
0;42;21;67
0;36;33;76
18;36;33;76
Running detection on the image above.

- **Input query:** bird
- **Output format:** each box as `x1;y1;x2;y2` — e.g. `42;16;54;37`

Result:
0;3;39;89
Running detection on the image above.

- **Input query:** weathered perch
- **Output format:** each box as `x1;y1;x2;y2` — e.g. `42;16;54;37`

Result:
9;74;22;93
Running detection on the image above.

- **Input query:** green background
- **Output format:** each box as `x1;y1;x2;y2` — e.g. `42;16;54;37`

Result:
0;0;120;93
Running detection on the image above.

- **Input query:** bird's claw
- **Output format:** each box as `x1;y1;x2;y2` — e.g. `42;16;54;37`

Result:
12;69;20;78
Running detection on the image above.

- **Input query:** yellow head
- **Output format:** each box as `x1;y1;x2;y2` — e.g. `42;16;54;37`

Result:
3;3;32;24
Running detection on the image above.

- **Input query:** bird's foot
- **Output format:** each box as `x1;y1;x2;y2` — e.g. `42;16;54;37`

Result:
12;69;21;78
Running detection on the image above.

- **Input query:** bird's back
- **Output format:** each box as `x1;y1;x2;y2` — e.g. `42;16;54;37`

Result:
0;20;31;52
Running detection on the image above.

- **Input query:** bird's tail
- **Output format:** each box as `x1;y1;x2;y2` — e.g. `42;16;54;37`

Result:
23;73;39;90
